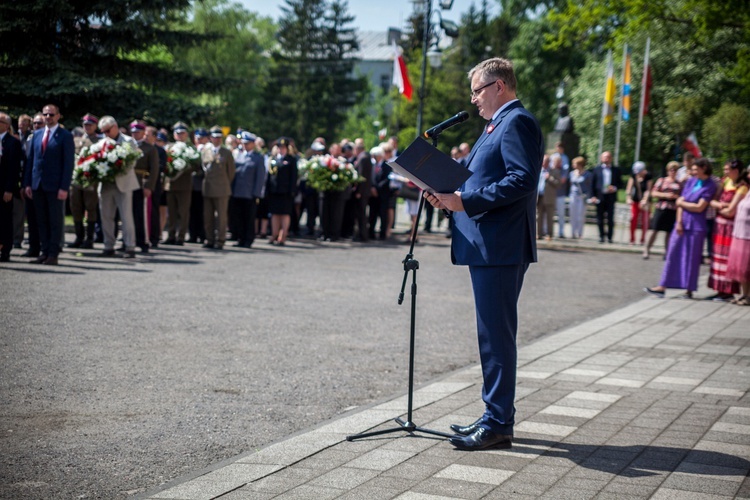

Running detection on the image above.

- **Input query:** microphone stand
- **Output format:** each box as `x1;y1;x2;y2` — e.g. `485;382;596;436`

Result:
347;134;454;442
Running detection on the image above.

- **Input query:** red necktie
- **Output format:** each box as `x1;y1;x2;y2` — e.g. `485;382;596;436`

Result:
42;129;50;154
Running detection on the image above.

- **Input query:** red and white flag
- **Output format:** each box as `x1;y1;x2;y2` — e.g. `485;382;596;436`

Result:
392;43;412;100
683;132;702;158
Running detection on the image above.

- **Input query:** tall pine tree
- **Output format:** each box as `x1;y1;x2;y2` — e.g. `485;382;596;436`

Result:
0;0;220;127
257;0;365;145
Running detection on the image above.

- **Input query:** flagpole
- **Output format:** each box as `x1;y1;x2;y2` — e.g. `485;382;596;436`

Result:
597;49;613;160
634;37;650;162
614;43;627;167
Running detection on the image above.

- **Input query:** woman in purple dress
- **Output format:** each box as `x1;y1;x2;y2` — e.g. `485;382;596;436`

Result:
645;158;717;299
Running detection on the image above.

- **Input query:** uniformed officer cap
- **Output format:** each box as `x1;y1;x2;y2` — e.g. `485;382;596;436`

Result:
209;126;223;138
156;132;169;142
82;113;99;125
277;137;291;147
194;128;209;138
240;131;257;143
173;121;189;133
129;120;146;132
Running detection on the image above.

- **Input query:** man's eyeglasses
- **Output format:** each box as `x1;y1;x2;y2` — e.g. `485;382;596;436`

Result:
470;80;499;98
42;113;57;117
33;121;44;126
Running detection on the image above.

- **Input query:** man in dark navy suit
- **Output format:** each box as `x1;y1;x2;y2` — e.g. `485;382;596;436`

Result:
425;58;544;451
23;104;75;265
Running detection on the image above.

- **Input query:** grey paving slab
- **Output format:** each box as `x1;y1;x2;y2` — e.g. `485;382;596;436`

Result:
141;288;750;500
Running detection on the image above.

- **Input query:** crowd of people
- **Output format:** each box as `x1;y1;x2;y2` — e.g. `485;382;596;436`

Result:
0;106;455;266
1;105;748;306
535;143;750;305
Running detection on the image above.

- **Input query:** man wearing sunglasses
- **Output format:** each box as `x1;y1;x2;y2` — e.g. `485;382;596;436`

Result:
23;104;75;265
424;58;544;451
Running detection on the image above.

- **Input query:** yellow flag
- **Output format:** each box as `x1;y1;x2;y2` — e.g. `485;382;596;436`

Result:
603;50;616;125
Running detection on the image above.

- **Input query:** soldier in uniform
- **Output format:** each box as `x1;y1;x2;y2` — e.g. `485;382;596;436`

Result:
188;127;209;243
164;122;194;245
145;126;167;248
129;120;160;253
68;113;101;248
201;126;235;249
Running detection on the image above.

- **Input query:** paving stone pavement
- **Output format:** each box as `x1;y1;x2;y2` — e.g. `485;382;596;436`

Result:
138;281;750;500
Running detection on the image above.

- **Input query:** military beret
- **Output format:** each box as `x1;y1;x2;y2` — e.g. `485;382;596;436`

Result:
82;113;99;125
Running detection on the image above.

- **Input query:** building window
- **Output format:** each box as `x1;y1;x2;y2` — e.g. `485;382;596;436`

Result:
380;74;390;93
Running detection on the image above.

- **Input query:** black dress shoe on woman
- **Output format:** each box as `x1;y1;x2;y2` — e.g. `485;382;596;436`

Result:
450;417;484;436
449;427;513;451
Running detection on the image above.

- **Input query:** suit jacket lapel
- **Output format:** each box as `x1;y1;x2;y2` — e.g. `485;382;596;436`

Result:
465;101;523;168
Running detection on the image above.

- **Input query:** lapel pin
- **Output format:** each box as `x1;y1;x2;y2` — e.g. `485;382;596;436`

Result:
486;124;495;134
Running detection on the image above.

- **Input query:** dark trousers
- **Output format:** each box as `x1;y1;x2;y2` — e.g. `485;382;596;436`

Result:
321;190;346;240
340;195;356;238
229;196;258;246
132;188;148;249
25;195;40;253
596;194;616;241
423;202;434;232
302;190;318;234
372;191;391;239
13;196;24;246
149;188;162;246
189;189;205;242
368;196;379;239
0;197;13;257
468;263;528;435
33;189;64;257
354;195;370;241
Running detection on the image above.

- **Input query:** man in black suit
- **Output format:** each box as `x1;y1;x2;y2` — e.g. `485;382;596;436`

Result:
351;140;372;242
23;104;75;265
0;113;22;262
590;151;623;243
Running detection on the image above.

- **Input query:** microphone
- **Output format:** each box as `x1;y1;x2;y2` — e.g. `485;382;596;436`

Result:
423;111;469;139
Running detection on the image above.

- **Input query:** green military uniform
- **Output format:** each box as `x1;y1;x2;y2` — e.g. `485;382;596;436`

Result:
69;113;101;248
165;121;196;244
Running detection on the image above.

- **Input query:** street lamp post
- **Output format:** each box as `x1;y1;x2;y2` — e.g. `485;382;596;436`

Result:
415;0;433;138
413;0;455;138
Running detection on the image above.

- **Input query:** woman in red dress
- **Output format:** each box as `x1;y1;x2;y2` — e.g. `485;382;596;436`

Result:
707;159;749;301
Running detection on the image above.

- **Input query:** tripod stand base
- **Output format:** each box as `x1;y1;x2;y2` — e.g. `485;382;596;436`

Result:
346;417;455;441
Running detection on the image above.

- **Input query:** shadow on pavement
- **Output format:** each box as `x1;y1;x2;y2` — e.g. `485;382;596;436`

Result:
509;438;750;477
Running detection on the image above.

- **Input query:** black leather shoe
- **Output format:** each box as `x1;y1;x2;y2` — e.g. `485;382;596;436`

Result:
450;417;484;436
31;254;48;264
99;249;116;257
450;427;513;451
